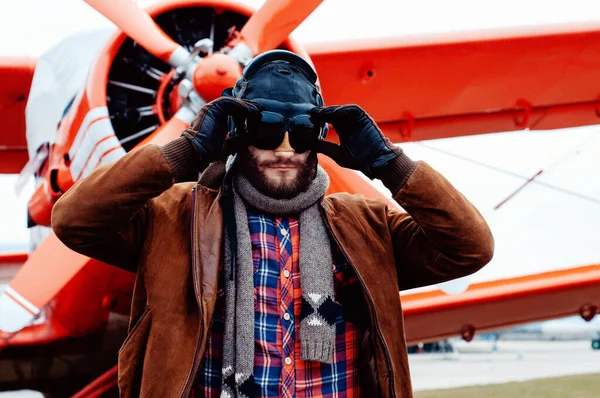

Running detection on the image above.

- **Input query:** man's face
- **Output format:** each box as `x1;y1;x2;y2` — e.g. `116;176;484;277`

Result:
237;132;317;200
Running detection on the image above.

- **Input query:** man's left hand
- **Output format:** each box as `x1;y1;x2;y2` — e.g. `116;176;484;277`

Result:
310;104;399;179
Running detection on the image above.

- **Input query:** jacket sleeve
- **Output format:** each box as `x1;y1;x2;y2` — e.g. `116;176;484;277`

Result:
375;152;495;291
51;137;199;272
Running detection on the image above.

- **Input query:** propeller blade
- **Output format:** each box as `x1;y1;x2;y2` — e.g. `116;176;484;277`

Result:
0;112;193;333
0;233;89;333
0;112;192;334
137;109;192;147
83;0;189;66
240;0;324;54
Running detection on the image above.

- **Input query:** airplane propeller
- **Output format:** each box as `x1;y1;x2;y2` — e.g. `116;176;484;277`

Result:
83;0;324;130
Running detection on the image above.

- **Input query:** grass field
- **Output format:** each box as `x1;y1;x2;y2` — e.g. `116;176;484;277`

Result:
415;373;600;398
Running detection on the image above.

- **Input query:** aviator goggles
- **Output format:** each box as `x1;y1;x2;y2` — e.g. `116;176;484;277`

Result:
235;99;327;154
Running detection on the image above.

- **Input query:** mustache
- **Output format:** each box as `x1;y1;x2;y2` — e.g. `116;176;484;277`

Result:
258;159;304;168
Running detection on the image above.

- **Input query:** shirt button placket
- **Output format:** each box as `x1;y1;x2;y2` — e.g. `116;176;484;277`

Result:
280;220;294;397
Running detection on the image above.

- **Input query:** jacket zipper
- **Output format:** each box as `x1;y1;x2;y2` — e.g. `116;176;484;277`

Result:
180;187;203;398
320;203;397;398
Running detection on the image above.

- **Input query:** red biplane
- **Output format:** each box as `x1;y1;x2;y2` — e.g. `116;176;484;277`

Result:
1;0;599;395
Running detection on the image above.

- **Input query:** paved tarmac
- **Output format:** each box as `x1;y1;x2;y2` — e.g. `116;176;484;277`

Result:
409;340;600;391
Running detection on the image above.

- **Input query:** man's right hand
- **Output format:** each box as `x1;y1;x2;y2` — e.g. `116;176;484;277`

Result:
183;97;262;164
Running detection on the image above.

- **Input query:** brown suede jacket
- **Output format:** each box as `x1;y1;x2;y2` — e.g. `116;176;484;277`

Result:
52;137;494;398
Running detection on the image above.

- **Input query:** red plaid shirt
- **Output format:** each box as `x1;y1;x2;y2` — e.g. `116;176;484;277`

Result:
191;210;362;397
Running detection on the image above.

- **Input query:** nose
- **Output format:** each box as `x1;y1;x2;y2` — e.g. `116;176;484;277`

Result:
273;132;294;159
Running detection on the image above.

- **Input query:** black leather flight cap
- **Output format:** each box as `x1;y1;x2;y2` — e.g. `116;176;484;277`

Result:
232;50;323;106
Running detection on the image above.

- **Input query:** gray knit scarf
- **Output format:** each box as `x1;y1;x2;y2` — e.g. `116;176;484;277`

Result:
221;166;334;398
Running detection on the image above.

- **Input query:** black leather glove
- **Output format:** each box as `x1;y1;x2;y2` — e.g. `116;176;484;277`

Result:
311;105;399;179
183;97;262;165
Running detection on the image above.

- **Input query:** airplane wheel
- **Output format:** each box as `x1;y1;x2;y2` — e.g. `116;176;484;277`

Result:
592;339;600;350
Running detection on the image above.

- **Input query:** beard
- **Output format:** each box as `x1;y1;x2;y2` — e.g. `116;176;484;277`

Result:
236;149;318;200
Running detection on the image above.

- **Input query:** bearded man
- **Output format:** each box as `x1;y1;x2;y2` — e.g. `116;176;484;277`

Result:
52;50;494;398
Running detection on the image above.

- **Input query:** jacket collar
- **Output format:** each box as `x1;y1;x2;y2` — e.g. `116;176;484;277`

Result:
198;161;227;191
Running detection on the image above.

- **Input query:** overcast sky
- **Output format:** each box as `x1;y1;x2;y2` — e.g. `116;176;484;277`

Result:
1;0;599;287
2;0;600;56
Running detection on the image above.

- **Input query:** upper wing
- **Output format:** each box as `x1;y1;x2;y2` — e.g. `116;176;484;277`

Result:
0;56;36;174
308;22;600;142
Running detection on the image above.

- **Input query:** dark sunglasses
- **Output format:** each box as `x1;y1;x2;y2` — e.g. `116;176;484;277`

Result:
244;111;325;153
230;99;327;154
